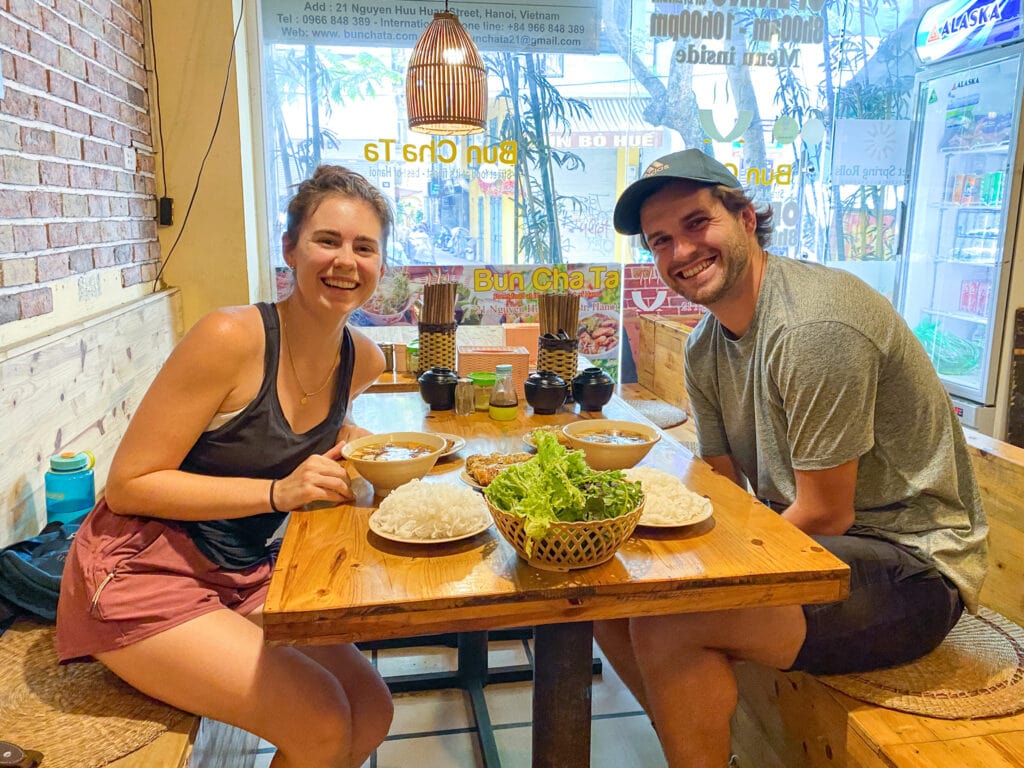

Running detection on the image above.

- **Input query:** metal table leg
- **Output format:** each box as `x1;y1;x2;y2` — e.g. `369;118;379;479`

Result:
365;627;602;768
458;631;503;768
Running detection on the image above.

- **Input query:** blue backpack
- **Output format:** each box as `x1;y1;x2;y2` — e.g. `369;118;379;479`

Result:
0;520;81;622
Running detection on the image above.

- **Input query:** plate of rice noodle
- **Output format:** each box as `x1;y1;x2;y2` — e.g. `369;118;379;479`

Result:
369;479;493;544
623;467;713;527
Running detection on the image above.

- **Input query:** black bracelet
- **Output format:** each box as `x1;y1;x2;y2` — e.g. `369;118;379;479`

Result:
269;479;286;513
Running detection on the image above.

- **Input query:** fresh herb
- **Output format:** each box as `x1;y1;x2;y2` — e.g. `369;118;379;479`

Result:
484;431;644;540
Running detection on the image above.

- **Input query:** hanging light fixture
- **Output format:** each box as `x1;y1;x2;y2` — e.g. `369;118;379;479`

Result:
405;1;487;135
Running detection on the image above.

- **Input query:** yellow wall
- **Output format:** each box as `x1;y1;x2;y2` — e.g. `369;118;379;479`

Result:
148;0;264;330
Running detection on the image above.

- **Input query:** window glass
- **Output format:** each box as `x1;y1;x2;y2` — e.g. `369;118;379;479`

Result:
258;0;919;324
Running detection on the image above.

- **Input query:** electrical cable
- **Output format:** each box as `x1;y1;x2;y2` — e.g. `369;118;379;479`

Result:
152;0;245;290
145;0;167;197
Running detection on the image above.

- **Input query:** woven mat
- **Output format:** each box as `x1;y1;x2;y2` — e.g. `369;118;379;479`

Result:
817;607;1024;719
623;398;688;429
0;622;192;768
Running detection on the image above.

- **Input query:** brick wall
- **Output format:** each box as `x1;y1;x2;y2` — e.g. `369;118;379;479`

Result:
0;0;158;340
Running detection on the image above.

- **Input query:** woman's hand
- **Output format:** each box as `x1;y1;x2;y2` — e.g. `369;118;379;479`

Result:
272;444;354;511
336;423;372;446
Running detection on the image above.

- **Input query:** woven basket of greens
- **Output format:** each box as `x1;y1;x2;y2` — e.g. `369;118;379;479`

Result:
483;431;645;571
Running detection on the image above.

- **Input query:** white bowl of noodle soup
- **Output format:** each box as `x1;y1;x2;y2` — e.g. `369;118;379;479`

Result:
561;419;660;471
342;431;447;496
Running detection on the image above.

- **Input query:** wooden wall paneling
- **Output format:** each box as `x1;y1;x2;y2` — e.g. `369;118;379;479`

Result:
965;432;1024;625
0;291;183;547
732;663;856;768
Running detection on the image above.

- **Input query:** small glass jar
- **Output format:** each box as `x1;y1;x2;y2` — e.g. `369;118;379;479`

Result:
489;364;519;421
469;371;496;411
406;339;420;375
455;377;476;416
380;343;395;372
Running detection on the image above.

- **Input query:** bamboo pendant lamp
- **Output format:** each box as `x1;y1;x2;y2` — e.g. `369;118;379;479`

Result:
405;4;487;135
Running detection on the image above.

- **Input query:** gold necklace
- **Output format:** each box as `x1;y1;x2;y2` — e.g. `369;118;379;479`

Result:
281;318;340;406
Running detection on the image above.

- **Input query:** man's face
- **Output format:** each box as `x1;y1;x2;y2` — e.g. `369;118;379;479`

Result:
640;181;756;309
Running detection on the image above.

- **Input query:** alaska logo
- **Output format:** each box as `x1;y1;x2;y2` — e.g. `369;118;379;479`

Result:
642;160;669;178
927;0;1002;42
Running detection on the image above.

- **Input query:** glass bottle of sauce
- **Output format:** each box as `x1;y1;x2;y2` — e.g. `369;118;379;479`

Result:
489;364;518;421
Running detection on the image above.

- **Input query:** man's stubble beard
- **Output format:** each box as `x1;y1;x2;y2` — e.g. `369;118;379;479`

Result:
665;229;752;308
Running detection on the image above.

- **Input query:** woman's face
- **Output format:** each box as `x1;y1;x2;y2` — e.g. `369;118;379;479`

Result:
284;195;385;315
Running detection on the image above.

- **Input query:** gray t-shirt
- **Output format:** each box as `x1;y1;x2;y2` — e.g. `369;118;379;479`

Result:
684;254;988;611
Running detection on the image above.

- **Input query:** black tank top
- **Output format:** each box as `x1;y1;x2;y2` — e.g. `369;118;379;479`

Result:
180;302;355;569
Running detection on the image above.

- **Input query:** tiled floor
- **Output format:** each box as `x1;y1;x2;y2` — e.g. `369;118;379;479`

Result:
250;637;667;768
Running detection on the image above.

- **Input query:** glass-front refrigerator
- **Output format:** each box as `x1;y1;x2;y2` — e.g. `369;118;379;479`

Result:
897;0;1024;434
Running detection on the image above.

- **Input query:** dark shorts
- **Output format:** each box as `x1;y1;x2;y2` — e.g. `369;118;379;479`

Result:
789;534;964;675
55;500;274;663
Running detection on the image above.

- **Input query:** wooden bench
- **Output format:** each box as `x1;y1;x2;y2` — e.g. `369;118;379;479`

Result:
0;291;199;766
730;429;1024;768
106;718;199;768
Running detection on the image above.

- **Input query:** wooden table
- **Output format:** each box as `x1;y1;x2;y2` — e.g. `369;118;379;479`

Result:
365;369;420;393
263;393;849;768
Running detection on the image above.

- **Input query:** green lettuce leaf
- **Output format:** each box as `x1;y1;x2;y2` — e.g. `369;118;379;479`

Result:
484;431;644;540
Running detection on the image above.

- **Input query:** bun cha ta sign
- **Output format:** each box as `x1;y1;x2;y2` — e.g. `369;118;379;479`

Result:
261;0;601;54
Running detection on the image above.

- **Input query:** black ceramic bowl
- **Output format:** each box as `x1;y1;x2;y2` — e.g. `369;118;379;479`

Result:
418;367;458;410
524;370;568;415
571;367;614;412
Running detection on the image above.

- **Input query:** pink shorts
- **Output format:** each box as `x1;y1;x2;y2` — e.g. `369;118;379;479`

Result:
56;499;274;662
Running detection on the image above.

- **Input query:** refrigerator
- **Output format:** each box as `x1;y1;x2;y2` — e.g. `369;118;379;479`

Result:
896;0;1024;436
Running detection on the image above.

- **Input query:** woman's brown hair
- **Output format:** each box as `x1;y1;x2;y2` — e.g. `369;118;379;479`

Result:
284;165;394;258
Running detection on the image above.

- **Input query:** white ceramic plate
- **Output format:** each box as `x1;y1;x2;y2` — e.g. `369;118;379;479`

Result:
368;510;492;544
521;427;573;451
435;433;467;458
637;504;713;529
459;469;486;491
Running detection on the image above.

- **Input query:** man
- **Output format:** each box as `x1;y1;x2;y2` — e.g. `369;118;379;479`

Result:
597;149;988;768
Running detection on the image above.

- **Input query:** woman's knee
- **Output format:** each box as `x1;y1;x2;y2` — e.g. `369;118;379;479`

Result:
272;680;355;764
348;663;394;756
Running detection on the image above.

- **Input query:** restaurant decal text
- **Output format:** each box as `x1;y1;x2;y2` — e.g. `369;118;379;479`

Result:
352;263;624;377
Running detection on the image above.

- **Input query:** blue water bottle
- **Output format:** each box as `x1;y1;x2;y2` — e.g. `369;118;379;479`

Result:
45;450;96;524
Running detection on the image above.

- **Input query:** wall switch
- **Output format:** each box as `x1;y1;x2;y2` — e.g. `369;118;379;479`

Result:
158;197;173;226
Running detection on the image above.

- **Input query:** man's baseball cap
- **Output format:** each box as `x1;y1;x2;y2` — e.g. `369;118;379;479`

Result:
613;149;741;235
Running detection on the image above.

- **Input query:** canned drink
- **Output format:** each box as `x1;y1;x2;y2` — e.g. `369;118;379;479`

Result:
961;280;979;313
961;174;980;204
989;171;1006;206
978;173;995;205
977;281;991;315
951;174;966;203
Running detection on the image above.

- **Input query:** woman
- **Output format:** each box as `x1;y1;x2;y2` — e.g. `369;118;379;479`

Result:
56;166;394;768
